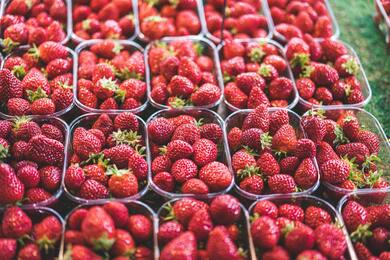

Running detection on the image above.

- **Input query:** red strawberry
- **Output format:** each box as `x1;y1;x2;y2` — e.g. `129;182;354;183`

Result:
41;124;64;142
193;139;218;166
18;243;41;260
7;98;31;116
315;224;347;259
191;83;221;106
108;167;139;198
263;246;290;260
285;224;315;255
200;123;223;143
210;194;241;225
35;41;68;63
199;162;232;192
271;124;297;153
111;229;135;257
304;206;332;229
356;130;380;154
342;200;368;232
235;72;266;95
25;187;52;203
242;104;270;132
0;69;23;101
2;206;32;238
240;175;264;195
253;200;278;219
158;221;183;245
151;155;171;175
63;245;102;260
153;172;174;192
251;216;280;249
170;159;197;184
269;77;293;100
0;239;17;260
81;206;116;251
181;178;209;194
171;198;208;226
188;208;213;240
171;123;200;145
257;152;280;176
321;39;348;62
31;98;56;115
72;127;102;159
279;204;304;222
33;215;62;250
127;214;152;242
0;163;24;204
16;165;40;188
68;208;88;230
247;86;270;109
268;174;297;194
65;165;85;191
311;64;339;86
28;134;64;165
316;141;338;166
320;159;350;184
147;118;175;145
335;142;370;165
354;242;373;260
160;232;197;260
294;158;318;189
168;75;194;98
206;226;241;260
224;82;248;109
79;179;109;199
301;115;326;143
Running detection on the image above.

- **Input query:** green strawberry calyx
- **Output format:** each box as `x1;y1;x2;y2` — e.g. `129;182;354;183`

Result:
26;87;48;103
12;116;31;131
258;64;271;77
342;58;359;76
237;165;261;181
0;143;9;161
260;132;272;150
111;129;141;147
291;53;310;69
333;125;349;146
162;202;176;221
106;165;131;177
1;37;20;54
168;97;187;108
350;224;372;243
11;65;26;79
91;232;116;252
193;43;204;56
249;47;265;63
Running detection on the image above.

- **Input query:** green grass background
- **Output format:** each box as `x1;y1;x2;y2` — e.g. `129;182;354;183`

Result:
330;0;390;137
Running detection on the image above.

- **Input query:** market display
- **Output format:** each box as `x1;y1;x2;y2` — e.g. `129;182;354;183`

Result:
0;0;388;259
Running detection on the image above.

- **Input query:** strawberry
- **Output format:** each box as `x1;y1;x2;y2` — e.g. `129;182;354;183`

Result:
253;200;279;219
2;206;32;238
224;82;248;109
68;208;88;230
232;149;257;173
192;139;217;166
271;124;297;153
63;245;102;260
81;206;116;251
65;165;85;191
28;134;64;165
240;175;264;195
33;215;62;250
31;98;56;115
301;115;326;143
294;139;316;159
41;124;64;142
200;123;223;144
311;64;339;86
356;130;380;154
263;246;290;260
147;118;175;145
7;98;31;116
18;243;41;260
158;221;183;245
181;178;209;194
153;172;174;192
34;41;68;63
206;226;241;259
228;127;243;151
242;104;270;132
0;163;24;204
304;206;332;229
0;239;17;260
187;208;213;240
160;232;197;260
285;225;315;255
107;167;139;198
151;155;171;175
111;229;135;257
16;165;40;188
342;200;369;232
336;142;370;165
79;179;109;199
190;83;221;106
315;224;347;259
171;198;208;226
171;123;200;145
0;68;23;101
321;39;348;62
269;77;293;100
268;174;297;194
320;159;350;184
127;214;152;242
251;216;280;249
199;161;232;192
257;152;280;176
21;68;51;96
236;72;266;95
294;158;318;189
316;141;339;166
279;203;305;222
170;159;197;184
247;86;270;108
25;187;52;203
73;127;102;159
210;194;241;225
296;78;316;100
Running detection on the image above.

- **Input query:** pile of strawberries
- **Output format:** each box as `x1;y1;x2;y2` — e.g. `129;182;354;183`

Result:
221;40;295;109
72;0;135;41
0;117;65;205
286;37;366;108
227;105;319;196
138;0;201;41
0;206;62;259
148;39;222;108
341;197;390;259
77;39;146;111
0;41;74;116
65;112;148;201
250;199;348;259
301;109;388;198
204;0;269;41
64;201;153;259
268;0;334;41
158;195;250;259
0;0;68;53
148;111;232;195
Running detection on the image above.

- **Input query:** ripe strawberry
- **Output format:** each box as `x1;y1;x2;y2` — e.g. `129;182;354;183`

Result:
72;127;102;159
111;229;135;257
153;172;174;192
16;165;40;188
127;152;148;181
210;194;241;225
160;232;197;260
151;155;171;175
228;127;243;151
18;243;41;260
263;246;290;260
271;124;297;153
171;123;200;145
0;163;24;204
181;178;209;194
294;139;316;159
107;167;139;198
190;83;221;106
192;139;217;166
65;165;85;191
41;124;64;142
240;175;264;194
224;82;248;109
187;208;213;241
268;174;297;194
31;98;56;115
253;200;278;219
232;149;257;173
296;250;326;260
2;206;32;238
321;39;348;62
206;226;241;259
127;214;152;242
199;161;232;192
168;75;194;98
147;118;175;145
315;224;347;259
28;134;64;165
356;130;380;154
33;215;62;250
285;225;315;255
7;98;31;116
81;206;116;251
354;242;373;260
170;159;198;184
247;86;270;108
0;68;23;101
101;201;129;229
311;64;339;86
25;187;52;203
257;152;280;176
296;78;316;100
171;198;209;226
294;158;318;189
68;208;88;230
269;77;293;100
0;239;17;260
200;123;223;143
79;179;109;199
236;72;266;95
166;140;193;161
304;206;332;229
242;104;270;132
63;245;102;260
251;216;280;249
336;142;370;165
158;221;183;245
342;200;369;233
320;159;350;184
301;115;326;143
316;141;339;166
279;204;304;222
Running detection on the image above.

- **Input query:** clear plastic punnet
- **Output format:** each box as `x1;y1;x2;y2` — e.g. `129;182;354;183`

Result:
225;108;320;200
374;0;390;46
249;194;357;259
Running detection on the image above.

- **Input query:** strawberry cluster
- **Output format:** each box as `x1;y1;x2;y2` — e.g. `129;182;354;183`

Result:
138;0;201;41
158;195;250;259
342;197;390;259
250;199;348;259
148;39;222;108
0;117;65;206
286;37;366;108
72;0;135;41
375;0;390;33
64;201;153;259
301;109;388;199
204;0;269;41
148;111;232;195
0;206;62;259
268;0;334;41
0;41;74;116
65;112;148;201
0;0;68;53
77;40;146;111
221;40;295;109
227;105;319;196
